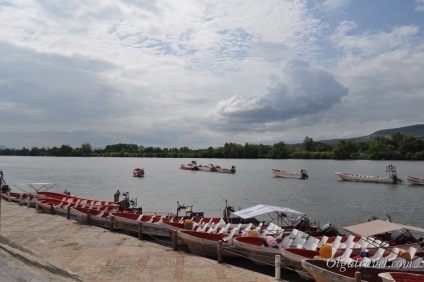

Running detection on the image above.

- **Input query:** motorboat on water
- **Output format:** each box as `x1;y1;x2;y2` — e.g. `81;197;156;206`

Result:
133;168;145;177
335;164;403;184
272;169;308;179
406;176;424;185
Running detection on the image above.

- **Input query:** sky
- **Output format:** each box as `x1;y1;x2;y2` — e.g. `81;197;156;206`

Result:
1;0;424;149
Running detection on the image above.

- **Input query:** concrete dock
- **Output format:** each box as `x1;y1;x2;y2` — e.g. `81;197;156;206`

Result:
0;200;298;281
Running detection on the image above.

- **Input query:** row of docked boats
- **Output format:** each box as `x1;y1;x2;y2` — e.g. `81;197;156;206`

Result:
2;188;423;281
180;161;236;173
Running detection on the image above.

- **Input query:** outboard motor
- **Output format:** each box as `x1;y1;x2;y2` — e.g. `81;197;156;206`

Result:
301;169;308;179
231;166;236;173
321;223;340;237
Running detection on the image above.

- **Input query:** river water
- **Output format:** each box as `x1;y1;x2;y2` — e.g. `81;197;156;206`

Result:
1;156;423;230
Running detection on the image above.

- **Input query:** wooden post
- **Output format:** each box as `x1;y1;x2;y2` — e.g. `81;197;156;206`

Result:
67;205;71;219
18;194;23;205
109;215;114;231
27;195;31;208
355;271;361;282
217;240;223;263
275;255;281;280
138;222;143;240
87;210;91;225
173;230;178;251
35;201;39;211
7;191;11;202
50;203;54;214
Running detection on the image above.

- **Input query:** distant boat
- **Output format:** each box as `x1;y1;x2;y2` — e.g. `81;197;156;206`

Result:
335;165;402;184
215;165;236;173
272;169;308;179
133;168;145;177
406;176;424;185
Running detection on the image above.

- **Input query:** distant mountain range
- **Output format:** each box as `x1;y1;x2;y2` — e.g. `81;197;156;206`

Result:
319;124;424;144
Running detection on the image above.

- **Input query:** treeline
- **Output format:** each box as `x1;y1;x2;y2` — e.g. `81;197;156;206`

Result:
1;132;424;160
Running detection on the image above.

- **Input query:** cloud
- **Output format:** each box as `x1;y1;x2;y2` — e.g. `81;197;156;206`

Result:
214;59;349;125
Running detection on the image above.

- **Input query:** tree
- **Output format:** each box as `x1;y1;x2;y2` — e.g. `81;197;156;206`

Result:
268;142;289;159
333;140;357;159
303;136;315;152
80;143;92;157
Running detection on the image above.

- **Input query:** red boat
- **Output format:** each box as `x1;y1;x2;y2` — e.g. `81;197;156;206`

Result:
36;191;118;208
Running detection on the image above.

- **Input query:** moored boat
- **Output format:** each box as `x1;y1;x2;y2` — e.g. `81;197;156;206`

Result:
406;176;424;185
197;164;217;172
112;212;172;237
36;191;119;208
215;165;236;173
71;206;119;229
282;219;424;277
133;168;145;177
272;169;308;179
1;191;35;205
177;229;242;258
180;160;199;170
335;164;402;184
302;256;424;282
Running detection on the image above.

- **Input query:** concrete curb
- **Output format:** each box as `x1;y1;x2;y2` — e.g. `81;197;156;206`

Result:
0;235;83;281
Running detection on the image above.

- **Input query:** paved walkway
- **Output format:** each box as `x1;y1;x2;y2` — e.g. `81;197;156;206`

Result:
0;200;298;281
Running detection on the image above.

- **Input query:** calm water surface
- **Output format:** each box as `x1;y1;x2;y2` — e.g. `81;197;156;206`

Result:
1;156;423;230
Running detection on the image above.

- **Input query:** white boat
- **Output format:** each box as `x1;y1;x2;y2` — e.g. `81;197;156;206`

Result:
335;165;402;184
197;164;217;172
215;165;236;173
272;169;308;179
406;176;424;185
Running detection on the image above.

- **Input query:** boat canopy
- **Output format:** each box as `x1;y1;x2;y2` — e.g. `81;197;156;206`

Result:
232;204;305;219
344;219;424;237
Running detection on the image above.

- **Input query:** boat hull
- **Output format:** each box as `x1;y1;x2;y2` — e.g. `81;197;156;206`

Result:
178;230;239;258
272;169;306;179
335;172;396;184
406;176;424;185
233;236;291;266
113;213;170;237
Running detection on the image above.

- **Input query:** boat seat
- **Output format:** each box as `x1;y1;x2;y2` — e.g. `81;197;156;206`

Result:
295;238;307;249
411;257;423;268
362;248;385;264
334;248;353;262
339;243;347;249
317;236;328;249
330;241;341;249
279;236;294;248
378;247;400;266
288;229;299;239
218;223;231;234
222;228;238;243
240;223;253;236
302;237;320;251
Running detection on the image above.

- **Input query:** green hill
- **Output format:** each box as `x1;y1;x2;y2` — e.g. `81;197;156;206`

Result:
320;124;424;144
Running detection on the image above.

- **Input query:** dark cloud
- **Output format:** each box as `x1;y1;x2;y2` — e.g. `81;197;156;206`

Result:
215;59;349;123
0;42;137;128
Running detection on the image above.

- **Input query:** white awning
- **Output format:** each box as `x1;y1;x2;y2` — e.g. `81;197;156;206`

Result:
232;204;305;219
343;219;424;237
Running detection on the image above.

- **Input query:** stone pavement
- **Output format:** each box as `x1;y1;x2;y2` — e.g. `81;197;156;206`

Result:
0;200;298;281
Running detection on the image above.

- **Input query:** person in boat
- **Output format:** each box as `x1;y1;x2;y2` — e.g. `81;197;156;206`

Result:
63;189;70;195
114;190;121;203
